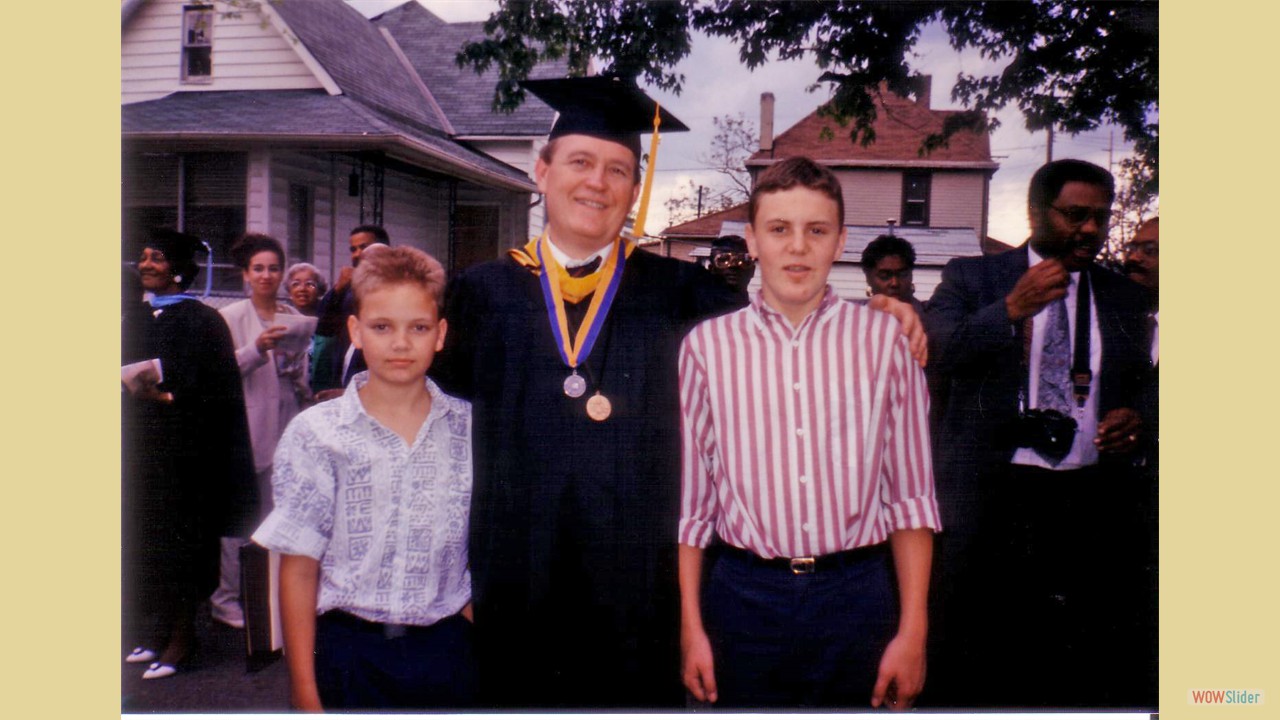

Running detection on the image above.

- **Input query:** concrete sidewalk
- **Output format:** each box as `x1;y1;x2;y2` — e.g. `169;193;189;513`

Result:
121;601;290;713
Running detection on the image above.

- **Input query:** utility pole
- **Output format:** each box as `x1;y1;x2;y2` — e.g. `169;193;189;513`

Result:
696;185;705;218
1046;125;1054;163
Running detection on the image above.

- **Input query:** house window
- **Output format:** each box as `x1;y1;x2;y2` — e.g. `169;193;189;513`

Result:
122;152;248;294
181;6;214;83
901;172;931;226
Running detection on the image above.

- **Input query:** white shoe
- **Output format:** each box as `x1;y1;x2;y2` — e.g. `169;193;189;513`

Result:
126;647;157;663
142;662;178;680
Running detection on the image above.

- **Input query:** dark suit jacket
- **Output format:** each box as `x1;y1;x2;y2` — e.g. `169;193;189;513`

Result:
924;246;1152;533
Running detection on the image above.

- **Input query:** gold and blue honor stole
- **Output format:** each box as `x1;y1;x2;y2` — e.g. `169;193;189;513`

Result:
508;238;542;275
536;235;633;381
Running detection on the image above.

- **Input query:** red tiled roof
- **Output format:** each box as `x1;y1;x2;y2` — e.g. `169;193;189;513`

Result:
750;86;994;168
660;203;750;238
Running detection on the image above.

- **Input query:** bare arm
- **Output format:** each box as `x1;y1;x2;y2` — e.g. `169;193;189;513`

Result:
678;544;718;703
871;528;933;710
868;294;927;367
279;553;324;712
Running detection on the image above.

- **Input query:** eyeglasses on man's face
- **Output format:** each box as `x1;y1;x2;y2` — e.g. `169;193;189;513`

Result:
289;280;319;290
1049;204;1111;228
711;251;754;270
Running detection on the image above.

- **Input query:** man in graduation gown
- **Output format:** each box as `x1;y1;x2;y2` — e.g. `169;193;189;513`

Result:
434;77;927;709
433;77;741;709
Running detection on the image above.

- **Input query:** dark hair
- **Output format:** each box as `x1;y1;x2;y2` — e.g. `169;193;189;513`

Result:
1027;159;1115;213
229;233;285;270
350;225;391;244
352;246;447;315
748;156;844;226
712;235;748;253
861;234;916;271
538;137;643;184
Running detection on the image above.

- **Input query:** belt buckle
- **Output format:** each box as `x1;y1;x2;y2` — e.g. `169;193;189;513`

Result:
789;557;816;575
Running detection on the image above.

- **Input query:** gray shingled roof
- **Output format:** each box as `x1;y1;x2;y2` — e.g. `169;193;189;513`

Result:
121;90;535;191
374;1;564;136
270;0;448;133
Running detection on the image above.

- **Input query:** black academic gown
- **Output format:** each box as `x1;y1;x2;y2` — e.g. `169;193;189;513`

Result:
123;298;257;626
433;249;742;709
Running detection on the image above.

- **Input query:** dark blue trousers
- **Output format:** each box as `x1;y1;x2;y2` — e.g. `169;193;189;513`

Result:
703;546;897;709
314;610;477;711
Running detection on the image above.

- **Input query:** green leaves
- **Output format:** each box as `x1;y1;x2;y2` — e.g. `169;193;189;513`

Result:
455;1;1157;185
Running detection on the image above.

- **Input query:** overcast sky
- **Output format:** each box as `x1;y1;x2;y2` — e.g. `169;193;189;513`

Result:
349;0;1153;247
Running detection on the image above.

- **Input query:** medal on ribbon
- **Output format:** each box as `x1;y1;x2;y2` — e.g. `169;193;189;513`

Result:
536;236;629;411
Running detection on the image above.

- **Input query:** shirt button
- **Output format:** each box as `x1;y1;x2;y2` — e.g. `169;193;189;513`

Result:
793;382;802;391
802;522;813;532
796;428;805;437
799;475;809;484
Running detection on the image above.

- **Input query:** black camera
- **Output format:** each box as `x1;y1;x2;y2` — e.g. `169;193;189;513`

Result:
1014;408;1077;462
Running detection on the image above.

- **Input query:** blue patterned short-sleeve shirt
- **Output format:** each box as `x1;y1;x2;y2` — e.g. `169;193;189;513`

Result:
252;373;472;626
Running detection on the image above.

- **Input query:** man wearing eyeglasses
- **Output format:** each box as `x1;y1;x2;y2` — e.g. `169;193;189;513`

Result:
706;235;756;296
923;159;1154;709
311;225;389;399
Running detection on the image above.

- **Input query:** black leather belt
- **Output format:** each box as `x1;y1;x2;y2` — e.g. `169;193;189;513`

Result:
718;543;884;575
320;610;443;639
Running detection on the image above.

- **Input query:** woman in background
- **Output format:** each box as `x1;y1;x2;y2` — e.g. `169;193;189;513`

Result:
123;229;256;679
285;262;326;317
210;234;312;629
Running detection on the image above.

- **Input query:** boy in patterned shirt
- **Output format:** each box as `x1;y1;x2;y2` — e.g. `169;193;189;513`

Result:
252;246;474;711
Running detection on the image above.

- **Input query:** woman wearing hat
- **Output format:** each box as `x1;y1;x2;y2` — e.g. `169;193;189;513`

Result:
122;229;256;680
209;234;311;629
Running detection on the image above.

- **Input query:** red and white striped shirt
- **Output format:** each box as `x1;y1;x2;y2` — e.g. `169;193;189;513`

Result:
678;288;940;558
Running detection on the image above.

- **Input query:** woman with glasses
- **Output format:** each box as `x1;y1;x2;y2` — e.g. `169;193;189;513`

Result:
285;262;327;317
212;234;313;630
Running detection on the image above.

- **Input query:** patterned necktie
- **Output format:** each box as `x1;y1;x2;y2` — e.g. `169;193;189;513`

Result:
1037;295;1073;415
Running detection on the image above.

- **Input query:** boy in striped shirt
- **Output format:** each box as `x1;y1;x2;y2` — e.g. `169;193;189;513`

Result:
677;156;940;710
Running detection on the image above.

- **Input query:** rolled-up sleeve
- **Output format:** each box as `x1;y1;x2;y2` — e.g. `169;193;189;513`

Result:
879;333;942;535
251;416;335;559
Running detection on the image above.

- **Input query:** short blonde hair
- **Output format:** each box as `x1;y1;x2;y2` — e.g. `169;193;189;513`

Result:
351;246;447;315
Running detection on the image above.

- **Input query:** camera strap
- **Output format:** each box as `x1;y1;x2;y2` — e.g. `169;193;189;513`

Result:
1071;270;1093;409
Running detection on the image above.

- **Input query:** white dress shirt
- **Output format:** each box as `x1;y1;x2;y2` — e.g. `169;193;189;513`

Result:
1012;247;1103;470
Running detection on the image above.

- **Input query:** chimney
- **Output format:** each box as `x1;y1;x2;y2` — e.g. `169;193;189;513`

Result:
913;75;932;108
759;92;775;153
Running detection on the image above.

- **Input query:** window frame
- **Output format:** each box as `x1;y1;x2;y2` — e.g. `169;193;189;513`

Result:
901;171;931;227
181;5;214;84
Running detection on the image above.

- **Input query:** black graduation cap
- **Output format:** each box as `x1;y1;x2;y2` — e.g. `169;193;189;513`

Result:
521;76;690;159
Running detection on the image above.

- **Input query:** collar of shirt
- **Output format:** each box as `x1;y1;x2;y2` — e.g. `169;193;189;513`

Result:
545;234;616;270
334;372;468;433
750;285;840;331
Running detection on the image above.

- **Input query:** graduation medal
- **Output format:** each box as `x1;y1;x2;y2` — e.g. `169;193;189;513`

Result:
563;371;586;398
586;392;612;422
536;235;630;415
